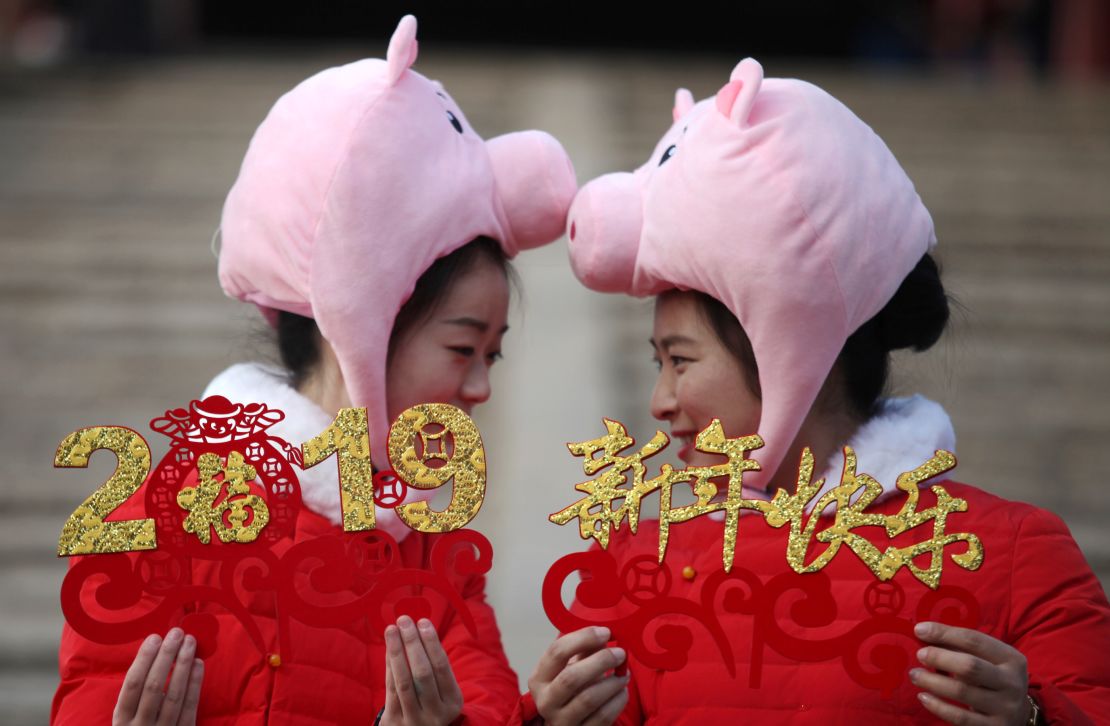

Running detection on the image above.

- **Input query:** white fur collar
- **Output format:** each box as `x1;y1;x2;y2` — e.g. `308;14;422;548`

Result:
202;362;411;540
714;395;955;519
807;394;956;512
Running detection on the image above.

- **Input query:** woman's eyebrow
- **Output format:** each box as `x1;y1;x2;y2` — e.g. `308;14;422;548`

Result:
652;334;696;350
442;317;509;334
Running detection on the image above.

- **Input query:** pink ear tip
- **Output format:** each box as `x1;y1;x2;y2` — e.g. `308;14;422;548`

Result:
397;14;417;36
673;88;695;122
718;57;764;125
386;14;419;83
730;57;764;83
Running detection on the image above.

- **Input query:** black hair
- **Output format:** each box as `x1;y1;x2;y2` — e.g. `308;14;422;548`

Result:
276;236;511;390
690;252;950;422
276;311;322;390
837;253;949;419
689;292;762;397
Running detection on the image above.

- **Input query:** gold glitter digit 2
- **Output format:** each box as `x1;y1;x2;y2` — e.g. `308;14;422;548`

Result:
387;403;486;533
301;407;376;532
55;426;156;556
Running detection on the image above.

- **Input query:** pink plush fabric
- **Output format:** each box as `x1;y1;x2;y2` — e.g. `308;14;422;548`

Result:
218;15;576;466
568;58;935;489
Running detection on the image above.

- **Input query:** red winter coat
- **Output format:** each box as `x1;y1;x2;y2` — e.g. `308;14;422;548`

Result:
52;504;519;725
518;481;1110;724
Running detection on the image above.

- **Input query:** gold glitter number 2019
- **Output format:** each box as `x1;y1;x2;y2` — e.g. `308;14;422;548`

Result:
55;427;156;556
301;407;378;533
302;403;486;534
387;403;486;533
57;403;486;556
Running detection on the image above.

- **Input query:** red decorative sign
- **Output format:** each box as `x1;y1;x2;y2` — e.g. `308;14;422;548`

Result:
543;416;986;694
56;397;491;660
542;548;981;695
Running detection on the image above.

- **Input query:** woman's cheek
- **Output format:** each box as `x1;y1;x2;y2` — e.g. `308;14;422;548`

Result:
676;376;708;424
425;353;469;402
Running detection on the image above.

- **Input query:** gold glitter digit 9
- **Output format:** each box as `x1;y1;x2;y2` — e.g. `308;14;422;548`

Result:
301;407;376;532
387;403;485;533
55;426;156;556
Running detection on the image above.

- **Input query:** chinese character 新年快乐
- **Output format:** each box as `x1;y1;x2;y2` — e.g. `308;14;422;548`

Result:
551;418;983;589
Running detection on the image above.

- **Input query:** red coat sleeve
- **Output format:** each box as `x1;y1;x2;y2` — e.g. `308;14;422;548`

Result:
1007;506;1110;724
508;691;540;724
51;553;150;726
441;570;521;725
52;488;155;726
52;623;142;726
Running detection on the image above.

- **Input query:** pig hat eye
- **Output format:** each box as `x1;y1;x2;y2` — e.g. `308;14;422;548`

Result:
658;144;677;166
446;109;463;133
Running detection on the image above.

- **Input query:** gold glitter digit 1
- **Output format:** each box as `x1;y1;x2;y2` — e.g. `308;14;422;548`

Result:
387;403;486;533
301;407;375;532
55;426;156;556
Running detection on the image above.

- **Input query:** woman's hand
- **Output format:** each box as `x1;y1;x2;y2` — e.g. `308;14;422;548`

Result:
910;621;1032;725
380;616;464;726
114;628;204;726
528;627;629;726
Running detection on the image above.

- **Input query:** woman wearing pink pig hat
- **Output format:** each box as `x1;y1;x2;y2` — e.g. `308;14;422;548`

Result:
52;15;576;726
523;60;1110;724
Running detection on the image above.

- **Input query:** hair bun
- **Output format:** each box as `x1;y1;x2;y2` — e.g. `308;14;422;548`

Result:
875;253;949;353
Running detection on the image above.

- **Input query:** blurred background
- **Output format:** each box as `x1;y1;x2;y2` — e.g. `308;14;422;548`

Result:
2;1;1108;722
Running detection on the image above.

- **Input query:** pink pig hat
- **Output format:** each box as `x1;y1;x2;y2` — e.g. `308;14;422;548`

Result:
568;58;935;490
218;15;577;467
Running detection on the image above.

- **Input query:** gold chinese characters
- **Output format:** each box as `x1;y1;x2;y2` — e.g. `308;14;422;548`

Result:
551;419;983;589
178;451;270;544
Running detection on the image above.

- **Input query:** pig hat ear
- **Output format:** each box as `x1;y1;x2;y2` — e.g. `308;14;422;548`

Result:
386;14;419;86
715;57;763;126
673;88;695;122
